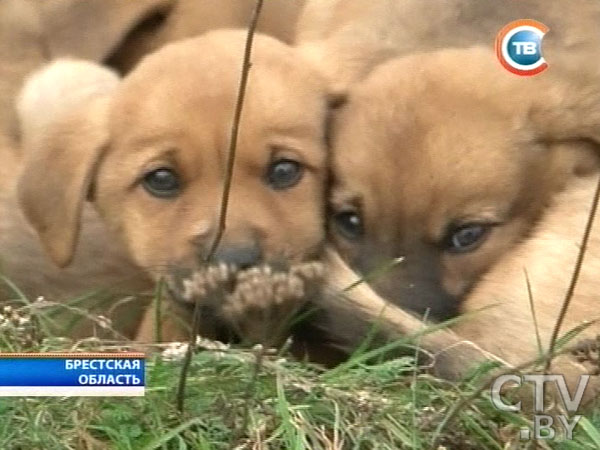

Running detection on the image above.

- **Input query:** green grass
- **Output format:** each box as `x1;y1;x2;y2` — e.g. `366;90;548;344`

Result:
1;299;600;449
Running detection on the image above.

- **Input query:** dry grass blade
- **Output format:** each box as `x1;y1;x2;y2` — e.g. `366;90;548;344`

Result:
176;0;265;414
524;268;543;358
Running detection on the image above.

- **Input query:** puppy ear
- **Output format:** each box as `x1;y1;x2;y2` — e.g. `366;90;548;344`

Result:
18;98;111;268
39;0;173;62
16;60;119;267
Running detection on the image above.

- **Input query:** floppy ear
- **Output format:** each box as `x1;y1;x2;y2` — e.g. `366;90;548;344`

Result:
16;60;119;268
39;0;173;62
18;98;111;268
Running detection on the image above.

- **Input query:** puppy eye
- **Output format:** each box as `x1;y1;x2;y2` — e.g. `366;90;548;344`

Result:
266;159;303;190
445;224;489;253
142;167;181;198
333;211;364;240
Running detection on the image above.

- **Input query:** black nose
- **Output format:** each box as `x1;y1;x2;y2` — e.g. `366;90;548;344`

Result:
213;244;262;269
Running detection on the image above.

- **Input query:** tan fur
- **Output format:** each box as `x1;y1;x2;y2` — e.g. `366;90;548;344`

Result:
25;1;305;75
294;0;600;90
456;175;600;363
0;0;45;147
105;0;307;73
0;3;153;338
17;30;331;342
17;59;120;160
309;45;600;402
319;177;600;403
328;47;600;320
455;175;600;403
36;0;173;62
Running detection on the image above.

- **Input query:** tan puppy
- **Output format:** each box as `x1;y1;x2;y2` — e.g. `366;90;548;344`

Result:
327;47;600;320
449;174;600;406
17;30;331;342
295;0;600;90
318;175;600;403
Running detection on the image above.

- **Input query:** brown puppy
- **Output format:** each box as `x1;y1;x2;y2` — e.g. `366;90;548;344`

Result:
17;30;331;342
318;175;600;404
294;0;600;90
453;173;600;402
327;47;600;320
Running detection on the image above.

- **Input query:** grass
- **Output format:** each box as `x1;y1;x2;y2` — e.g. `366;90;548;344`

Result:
1;296;600;449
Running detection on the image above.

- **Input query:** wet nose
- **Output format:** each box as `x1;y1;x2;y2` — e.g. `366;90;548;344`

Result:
213;243;262;269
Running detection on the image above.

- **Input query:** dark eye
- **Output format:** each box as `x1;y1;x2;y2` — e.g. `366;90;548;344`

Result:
445;224;489;253
142;167;181;198
333;211;364;240
266;159;303;190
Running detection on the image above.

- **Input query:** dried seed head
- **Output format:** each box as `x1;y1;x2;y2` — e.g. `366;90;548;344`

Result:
290;261;325;281
167;260;324;330
169;263;237;303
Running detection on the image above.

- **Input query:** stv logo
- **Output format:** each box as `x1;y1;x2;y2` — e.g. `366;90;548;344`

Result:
495;19;549;76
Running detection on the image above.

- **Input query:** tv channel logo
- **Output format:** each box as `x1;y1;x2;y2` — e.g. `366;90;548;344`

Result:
495;19;549;76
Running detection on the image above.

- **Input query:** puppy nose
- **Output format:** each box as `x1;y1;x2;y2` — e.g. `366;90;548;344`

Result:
213;244;262;269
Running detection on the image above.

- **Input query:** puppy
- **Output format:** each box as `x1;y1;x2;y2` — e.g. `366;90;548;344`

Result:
17;30;332;343
294;0;600;90
327;47;600;320
453;173;600;403
318;174;600;404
